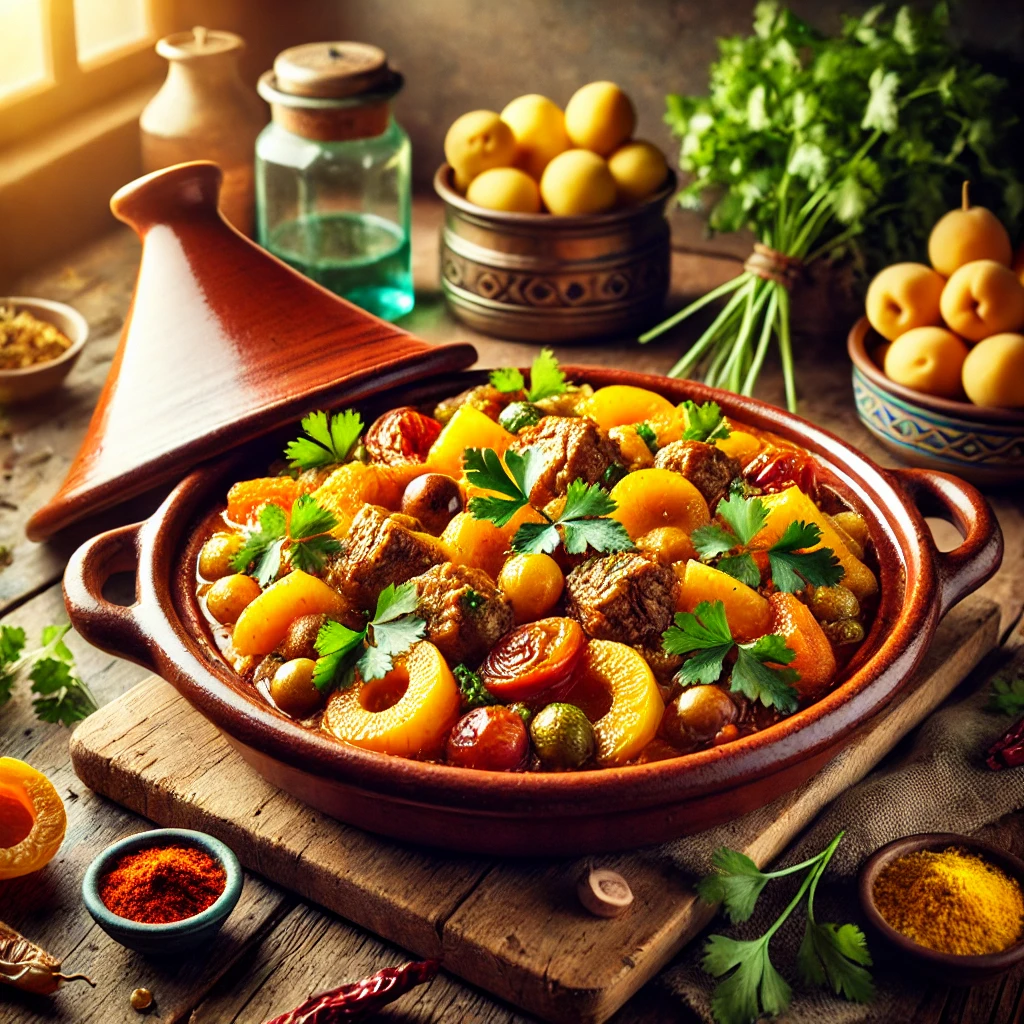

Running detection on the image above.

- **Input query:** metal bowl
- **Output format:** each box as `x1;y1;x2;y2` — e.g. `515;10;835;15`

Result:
434;164;675;343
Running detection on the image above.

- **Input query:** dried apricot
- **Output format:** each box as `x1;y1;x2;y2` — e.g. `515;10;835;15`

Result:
365;407;443;466
226;477;302;524
768;592;837;700
0;758;67;880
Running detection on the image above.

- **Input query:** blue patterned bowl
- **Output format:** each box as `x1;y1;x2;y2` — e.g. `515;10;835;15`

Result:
848;317;1024;486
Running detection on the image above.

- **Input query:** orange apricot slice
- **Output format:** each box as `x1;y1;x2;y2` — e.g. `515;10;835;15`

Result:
609;468;710;540
322;642;460;757
0;757;67;880
714;430;763;464
441;511;510;582
227;477;303;524
427;405;514;479
675;559;771;643
768;592;837;701
583;385;676;431
312;462;426;536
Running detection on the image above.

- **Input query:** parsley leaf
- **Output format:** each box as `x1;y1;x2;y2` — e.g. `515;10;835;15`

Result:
767;520;845;590
987;676;1024;718
488;349;567;403
285;409;364;470
636;422;659;454
0;624;27;706
682;400;732;442
696;847;771;923
797;921;874;1004
489;366;526;394
312;619;364;693
231;503;289;586
733;636;799;714
717;493;768;546
454;664;498;709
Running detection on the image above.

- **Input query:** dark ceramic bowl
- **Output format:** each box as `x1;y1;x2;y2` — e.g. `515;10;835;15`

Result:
848;317;1024;486
82;827;242;954
859;832;1024;984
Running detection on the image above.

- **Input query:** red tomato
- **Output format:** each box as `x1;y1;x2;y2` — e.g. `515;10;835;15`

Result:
365;407;442;465
480;617;584;705
445;706;529;771
746;446;818;496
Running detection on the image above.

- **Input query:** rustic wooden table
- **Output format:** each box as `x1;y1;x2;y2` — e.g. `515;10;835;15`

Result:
2;200;1023;1024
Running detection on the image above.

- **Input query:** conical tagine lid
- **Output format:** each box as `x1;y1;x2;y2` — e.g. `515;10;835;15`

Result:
27;161;477;540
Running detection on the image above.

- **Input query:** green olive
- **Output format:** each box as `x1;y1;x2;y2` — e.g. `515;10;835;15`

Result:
821;619;866;645
662;685;736;752
199;532;243;580
530;703;595;770
498;401;542;434
808;584;860;623
270;658;323;718
207;573;261;624
831;510;869;547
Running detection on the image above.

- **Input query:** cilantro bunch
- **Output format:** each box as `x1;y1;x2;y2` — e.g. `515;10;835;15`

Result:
699;832;874;1024
0;623;98;726
692;493;844;592
312;583;426;693
464;447;634;557
642;2;1023;411
489;348;567;403
662;600;799;713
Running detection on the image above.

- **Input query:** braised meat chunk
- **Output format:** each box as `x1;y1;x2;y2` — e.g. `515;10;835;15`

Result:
411;562;514;667
654;440;739;507
325;504;445;611
508;416;620;507
565;552;677;649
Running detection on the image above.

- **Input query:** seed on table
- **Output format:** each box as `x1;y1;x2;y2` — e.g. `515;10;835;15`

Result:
130;987;154;1011
578;868;634;918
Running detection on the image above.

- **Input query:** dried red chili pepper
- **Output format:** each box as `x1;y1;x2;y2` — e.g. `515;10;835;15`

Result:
986;716;1024;770
263;958;440;1023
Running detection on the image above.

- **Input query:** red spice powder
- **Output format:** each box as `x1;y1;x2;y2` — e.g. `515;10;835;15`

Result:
99;844;226;924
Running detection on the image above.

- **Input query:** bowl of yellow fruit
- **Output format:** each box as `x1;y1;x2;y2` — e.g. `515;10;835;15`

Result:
435;83;675;342
849;183;1024;486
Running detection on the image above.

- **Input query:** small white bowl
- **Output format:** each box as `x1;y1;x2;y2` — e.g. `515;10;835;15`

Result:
0;296;89;404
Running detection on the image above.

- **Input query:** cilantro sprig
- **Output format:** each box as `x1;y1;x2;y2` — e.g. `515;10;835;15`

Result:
635;422;659;454
0;623;98;726
312;582;426;694
489;348;567;403
453;664;498;709
691;493;844;592
662;600;799;713
987;676;1024;718
231;495;342;586
682;400;732;443
698;832;873;1024
285;409;363;470
464;447;633;556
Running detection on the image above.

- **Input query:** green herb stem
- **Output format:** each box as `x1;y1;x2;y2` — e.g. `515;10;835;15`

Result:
640;273;746;344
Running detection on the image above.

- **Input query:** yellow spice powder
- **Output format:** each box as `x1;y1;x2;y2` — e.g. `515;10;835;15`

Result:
873;846;1024;956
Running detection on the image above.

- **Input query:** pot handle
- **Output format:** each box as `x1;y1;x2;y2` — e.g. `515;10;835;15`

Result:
889;467;1003;618
63;522;157;672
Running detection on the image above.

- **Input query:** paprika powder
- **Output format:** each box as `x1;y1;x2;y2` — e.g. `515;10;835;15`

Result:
99;844;226;924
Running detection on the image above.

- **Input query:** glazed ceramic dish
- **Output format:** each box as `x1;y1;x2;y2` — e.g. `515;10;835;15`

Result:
849;317;1024;487
59;164;1002;856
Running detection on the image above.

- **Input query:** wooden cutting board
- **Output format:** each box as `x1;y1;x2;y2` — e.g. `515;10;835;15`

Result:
70;596;999;1024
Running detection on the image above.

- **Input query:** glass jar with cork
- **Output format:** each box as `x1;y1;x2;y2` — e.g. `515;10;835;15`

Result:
255;43;413;321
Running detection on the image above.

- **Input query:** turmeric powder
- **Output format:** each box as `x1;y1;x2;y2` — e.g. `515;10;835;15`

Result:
873;847;1024;956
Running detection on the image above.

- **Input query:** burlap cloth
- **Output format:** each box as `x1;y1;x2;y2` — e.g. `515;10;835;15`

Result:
654;665;1024;1023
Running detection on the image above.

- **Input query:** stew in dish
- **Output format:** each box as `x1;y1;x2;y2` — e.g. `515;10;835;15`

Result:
193;353;878;773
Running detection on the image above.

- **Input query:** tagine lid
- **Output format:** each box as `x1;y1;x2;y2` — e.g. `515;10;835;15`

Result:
26;161;477;541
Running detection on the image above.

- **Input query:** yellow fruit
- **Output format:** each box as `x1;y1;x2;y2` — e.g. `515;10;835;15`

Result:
962;333;1024;407
499;553;564;622
768;592;836;701
207;573;262;625
635;526;696;565
884;326;969;399
939;260;1024;342
584;384;675;429
540;149;617;216
0;757;67;880
441;511;509;581
928;182;1012;277
322;642;461;757
444;110;517;191
198;531;243;580
676;560;770;643
607;141;668;203
466;167;542;213
313;463;425;537
426;404;514;479
564;81;636;156
714;430;763;464
609;468;710;539
500;94;570;178
864;263;945;342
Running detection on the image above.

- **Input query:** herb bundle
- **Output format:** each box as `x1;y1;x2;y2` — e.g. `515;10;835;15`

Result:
643;2;1023;410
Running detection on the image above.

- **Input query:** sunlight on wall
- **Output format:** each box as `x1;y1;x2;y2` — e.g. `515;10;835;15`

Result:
73;0;148;64
0;0;48;101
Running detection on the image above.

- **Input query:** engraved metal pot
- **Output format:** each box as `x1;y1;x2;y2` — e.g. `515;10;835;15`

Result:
434;164;675;342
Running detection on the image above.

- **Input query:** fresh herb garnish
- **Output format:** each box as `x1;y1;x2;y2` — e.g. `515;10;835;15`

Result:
489;348;567;403
464;447;634;556
231;495;342;586
662;600;799;713
987;676;1024;718
635;422;659;454
699;832;873;1024
691;493;844;592
453;664;498;709
682;400;732;443
284;409;363;470
0;623;98;726
461;589;486;612
312;582;426;693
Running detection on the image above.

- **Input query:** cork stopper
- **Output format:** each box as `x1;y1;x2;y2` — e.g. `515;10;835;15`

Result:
273;42;393;99
156;27;245;61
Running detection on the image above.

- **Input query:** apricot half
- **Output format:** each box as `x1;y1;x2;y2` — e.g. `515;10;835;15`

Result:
940;260;1024;342
0;757;67;880
865;263;945;342
884;326;969;399
962;333;1024;407
928;182;1012;277
609;468;710;539
675;559;771;643
584;384;675;430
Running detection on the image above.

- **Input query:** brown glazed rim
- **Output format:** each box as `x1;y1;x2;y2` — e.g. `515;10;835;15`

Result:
433;163;677;230
848;316;1024;427
858;832;1024;976
66;368;1002;817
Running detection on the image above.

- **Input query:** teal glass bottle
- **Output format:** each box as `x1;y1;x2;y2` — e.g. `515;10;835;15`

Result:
256;43;413;321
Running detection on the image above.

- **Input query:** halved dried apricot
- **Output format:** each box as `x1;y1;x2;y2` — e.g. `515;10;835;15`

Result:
480;617;584;704
584;385;675;431
610;468;710;540
227;477;303;524
0;758;67;880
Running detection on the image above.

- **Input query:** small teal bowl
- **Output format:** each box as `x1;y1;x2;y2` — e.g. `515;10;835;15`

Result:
82;828;242;954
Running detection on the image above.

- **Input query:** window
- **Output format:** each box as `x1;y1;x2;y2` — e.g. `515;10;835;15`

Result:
0;0;172;150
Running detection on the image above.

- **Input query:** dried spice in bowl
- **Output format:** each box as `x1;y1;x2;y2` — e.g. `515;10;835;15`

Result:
99;843;226;923
0;305;72;370
872;846;1024;956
